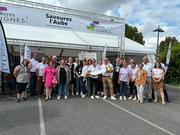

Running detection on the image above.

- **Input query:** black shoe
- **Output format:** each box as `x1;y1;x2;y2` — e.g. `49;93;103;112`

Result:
45;98;48;101
49;97;53;100
148;99;152;102
16;99;21;103
22;97;27;101
166;100;171;103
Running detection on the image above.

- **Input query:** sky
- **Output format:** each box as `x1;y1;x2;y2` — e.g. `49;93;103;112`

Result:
29;0;180;50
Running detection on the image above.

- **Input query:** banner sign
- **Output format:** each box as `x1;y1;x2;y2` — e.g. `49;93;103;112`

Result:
0;20;10;73
166;42;171;66
24;45;31;60
78;52;97;61
0;3;124;36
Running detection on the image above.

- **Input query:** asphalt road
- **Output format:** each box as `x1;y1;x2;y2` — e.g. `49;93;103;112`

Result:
0;88;180;135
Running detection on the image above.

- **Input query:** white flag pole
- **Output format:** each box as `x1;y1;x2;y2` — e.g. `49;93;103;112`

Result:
102;44;107;59
166;42;172;71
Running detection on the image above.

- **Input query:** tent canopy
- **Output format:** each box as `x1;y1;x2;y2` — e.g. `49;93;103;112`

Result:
3;24;155;54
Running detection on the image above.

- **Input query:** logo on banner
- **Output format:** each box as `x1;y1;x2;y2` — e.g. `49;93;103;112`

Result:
46;13;72;29
0;6;28;24
87;21;112;34
0;7;7;12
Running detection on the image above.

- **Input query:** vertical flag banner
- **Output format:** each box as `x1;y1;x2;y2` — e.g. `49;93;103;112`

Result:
102;45;107;59
166;42;171;66
20;45;24;64
147;54;155;64
24;45;31;60
0;20;10;73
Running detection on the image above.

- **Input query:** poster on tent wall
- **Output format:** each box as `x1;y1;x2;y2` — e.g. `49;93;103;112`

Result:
78;52;97;61
0;20;10;73
24;45;31;60
0;2;124;36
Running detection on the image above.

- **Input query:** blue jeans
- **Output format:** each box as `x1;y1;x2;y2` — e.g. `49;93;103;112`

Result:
30;72;37;96
75;77;81;94
80;77;86;95
119;81;128;97
58;82;67;97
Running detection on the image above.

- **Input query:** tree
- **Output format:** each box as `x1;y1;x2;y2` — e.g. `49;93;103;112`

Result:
159;37;178;53
125;24;145;45
160;37;180;85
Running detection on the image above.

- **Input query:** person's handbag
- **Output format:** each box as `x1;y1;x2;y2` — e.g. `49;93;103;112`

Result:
52;76;57;84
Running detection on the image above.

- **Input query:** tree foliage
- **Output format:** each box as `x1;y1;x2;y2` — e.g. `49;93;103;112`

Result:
125;24;145;45
160;37;180;85
159;37;178;52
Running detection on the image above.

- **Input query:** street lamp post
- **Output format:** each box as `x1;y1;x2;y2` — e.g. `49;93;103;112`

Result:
153;25;164;54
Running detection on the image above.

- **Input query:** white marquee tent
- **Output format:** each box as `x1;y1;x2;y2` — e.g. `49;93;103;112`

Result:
4;24;155;56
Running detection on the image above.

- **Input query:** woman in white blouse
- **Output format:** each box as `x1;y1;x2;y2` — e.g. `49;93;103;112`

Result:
152;61;165;105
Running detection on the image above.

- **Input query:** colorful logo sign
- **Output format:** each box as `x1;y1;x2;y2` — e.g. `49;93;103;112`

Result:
0;7;7;12
87;21;112;34
87;21;99;31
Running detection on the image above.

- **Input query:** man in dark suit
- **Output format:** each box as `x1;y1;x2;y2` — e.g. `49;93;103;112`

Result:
113;58;124;95
67;57;75;96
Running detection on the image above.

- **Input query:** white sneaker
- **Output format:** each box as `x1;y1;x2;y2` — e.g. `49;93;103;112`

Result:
128;96;133;100
133;96;137;101
162;101;166;105
91;96;94;99
76;92;79;95
64;96;68;99
140;101;144;104
81;94;86;98
136;100;140;103
57;96;61;100
102;96;107;100
95;95;100;99
154;99;157;103
123;96;127;101
119;96;123;100
110;96;116;100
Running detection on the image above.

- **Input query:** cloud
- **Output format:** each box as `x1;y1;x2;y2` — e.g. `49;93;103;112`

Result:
116;0;180;48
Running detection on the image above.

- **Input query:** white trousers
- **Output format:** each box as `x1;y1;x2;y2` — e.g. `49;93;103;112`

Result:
136;85;144;102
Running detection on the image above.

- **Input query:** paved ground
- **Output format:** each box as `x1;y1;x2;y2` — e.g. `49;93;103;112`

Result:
0;87;180;135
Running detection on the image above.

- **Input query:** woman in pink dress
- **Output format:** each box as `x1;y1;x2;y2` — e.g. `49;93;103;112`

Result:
43;60;57;101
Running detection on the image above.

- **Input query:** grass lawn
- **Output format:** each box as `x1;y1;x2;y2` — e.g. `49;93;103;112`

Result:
166;84;180;90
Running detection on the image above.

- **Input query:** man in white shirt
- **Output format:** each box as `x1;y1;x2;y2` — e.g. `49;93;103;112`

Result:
36;57;47;96
101;58;116;100
29;53;39;96
143;56;153;102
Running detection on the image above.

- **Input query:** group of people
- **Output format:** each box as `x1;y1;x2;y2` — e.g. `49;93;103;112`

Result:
13;53;169;105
